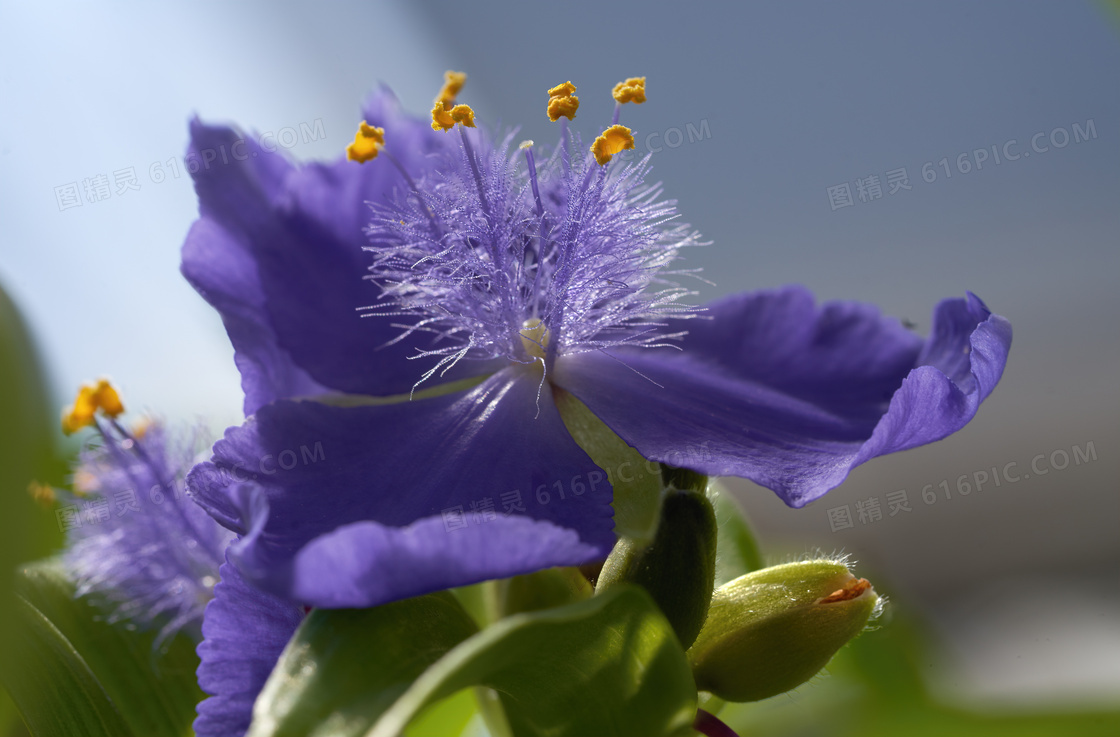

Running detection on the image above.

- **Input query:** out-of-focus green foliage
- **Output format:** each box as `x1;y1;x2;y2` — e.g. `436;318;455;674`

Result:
1;282;69;736
0;283;62;663
1;560;203;737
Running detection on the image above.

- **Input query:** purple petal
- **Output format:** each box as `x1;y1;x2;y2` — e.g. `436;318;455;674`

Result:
553;286;1011;508
287;515;601;608
182;215;325;416
194;554;303;737
181;90;495;413
187;368;615;607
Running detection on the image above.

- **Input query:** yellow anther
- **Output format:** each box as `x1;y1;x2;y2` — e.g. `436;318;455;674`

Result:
519;318;550;359
546;80;579;121
432;101;476;131
449;104;476;128
548;96;580;122
132;416;153;440
437;70;467;106
431;101;456;131
591;124;635;166
62;379;124;435
28;481;56;507
612;77;647;104
72;469;99;496
346;121;385;163
431;71;475;131
95;380;124;417
548;81;577;98
62;385;97;434
519;140;534;150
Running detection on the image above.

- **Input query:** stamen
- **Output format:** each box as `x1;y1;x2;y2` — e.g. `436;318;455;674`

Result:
364;73;704;381
382;148;439;231
437;70;467;106
432;101;476;131
591;125;635;166
520;141;545;217
346;121;385;163
27;481;56;507
546;81;580;122
458;126;491;219
132;416;152;439
449;104;476;128
612;77;647;104
73;469;99;495
431;101;455;131
559;117;572;175
62;379;124;435
431;70;475;131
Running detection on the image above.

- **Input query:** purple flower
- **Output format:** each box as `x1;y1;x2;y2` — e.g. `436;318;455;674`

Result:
62;418;234;644
182;81;1011;614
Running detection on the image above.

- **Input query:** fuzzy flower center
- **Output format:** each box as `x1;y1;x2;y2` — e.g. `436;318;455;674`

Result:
354;73;705;389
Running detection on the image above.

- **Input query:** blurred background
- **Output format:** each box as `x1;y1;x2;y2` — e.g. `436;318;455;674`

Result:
1;1;1117;734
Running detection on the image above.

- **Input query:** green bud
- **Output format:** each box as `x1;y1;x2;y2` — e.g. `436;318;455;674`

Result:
596;484;717;649
687;559;879;702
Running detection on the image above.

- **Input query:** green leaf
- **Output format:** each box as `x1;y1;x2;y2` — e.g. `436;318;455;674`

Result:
555;390;663;543
370;585;698;737
2;594;133;737
249;591;480;737
0;682;24;736
4;560;203;737
711;485;763;586
0;282;63;667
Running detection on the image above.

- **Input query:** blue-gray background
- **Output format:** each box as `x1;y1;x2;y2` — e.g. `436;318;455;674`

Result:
2;0;1117;711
